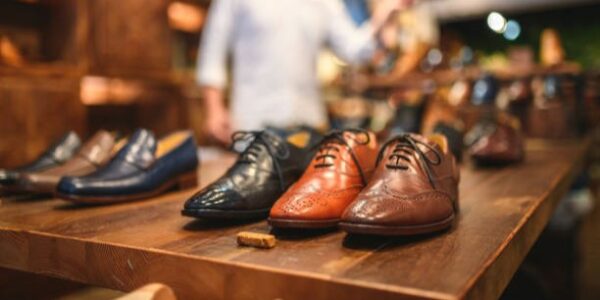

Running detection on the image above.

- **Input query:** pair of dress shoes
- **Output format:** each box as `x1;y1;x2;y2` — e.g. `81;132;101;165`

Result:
270;130;460;236
18;130;118;194
57;128;199;204
0;131;82;192
183;128;460;236
2;129;199;203
182;127;322;219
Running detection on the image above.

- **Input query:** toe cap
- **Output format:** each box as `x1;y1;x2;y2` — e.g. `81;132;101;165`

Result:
184;185;244;211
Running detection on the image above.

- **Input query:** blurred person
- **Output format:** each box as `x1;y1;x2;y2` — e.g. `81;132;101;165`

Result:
197;0;403;144
355;0;439;90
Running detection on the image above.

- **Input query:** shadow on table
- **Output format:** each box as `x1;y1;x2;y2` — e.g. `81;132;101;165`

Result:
53;202;111;210
0;192;52;203
182;218;265;231
270;227;338;241
342;226;456;250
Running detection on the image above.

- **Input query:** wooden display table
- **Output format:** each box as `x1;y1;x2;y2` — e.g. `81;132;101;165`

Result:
0;139;589;300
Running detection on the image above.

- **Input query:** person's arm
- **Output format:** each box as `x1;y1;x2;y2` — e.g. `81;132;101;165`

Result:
196;0;235;145
369;3;438;87
368;41;430;87
326;0;400;65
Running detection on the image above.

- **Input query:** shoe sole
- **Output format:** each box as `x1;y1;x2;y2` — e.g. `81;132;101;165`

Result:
471;155;523;166
17;179;56;195
268;217;339;229
339;214;455;236
57;171;198;205
181;208;270;220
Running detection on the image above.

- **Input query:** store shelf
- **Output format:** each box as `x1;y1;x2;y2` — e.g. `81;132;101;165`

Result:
0;138;590;300
380;63;582;90
431;0;597;22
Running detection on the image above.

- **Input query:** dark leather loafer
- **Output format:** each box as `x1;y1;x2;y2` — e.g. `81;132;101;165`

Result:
467;115;525;166
57;129;199;204
182;127;322;219
0;131;81;189
18;130;117;194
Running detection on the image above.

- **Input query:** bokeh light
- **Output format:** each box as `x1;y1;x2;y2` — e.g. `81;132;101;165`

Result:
503;20;521;40
487;12;507;33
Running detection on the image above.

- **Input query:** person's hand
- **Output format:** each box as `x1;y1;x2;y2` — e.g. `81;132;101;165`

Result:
371;0;405;30
204;105;232;146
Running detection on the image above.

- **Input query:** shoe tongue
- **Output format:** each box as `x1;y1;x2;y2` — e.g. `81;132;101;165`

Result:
387;134;438;166
258;129;288;151
77;130;115;165
235;129;288;165
117;129;157;169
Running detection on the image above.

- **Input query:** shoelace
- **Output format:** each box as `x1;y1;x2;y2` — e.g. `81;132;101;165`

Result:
313;129;370;185
230;130;290;191
376;134;442;189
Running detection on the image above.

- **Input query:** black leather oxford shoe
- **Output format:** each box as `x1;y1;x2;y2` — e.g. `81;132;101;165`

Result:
182;127;322;219
57;128;199;204
0;131;81;189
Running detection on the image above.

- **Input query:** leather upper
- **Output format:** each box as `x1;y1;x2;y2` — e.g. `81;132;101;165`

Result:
342;134;460;227
468;116;524;164
57;129;198;197
270;130;378;221
19;130;116;193
184;128;322;212
0;131;81;186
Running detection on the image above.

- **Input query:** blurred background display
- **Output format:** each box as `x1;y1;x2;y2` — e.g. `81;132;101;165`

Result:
1;1;600;298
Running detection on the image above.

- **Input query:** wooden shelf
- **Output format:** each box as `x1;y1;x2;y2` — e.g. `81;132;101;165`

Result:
379;63;583;90
0;63;83;78
0;138;590;299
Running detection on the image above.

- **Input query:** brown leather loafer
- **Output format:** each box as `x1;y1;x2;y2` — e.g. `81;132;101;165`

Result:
18;130;117;194
468;115;525;166
269;129;378;229
340;133;460;236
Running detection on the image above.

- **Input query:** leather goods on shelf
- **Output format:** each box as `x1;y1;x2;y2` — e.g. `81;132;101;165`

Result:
57;129;199;204
182;127;322;219
527;75;575;139
269;129;378;228
340;133;460;236
18;130;117;194
466;114;525;166
0;131;81;190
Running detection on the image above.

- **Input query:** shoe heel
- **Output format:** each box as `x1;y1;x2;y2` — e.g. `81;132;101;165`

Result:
176;171;198;190
453;193;460;214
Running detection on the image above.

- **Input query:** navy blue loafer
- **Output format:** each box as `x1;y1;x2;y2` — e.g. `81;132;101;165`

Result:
57;128;199;204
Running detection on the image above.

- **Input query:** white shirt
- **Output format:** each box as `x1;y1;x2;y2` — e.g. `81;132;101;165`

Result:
197;0;377;130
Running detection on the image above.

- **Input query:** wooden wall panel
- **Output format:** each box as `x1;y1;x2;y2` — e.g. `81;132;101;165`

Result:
0;76;86;168
87;0;172;78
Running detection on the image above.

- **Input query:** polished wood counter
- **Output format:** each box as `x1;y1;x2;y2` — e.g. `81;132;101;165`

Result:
0;139;590;300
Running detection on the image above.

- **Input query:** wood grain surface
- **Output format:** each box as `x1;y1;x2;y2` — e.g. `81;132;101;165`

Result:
0;139;590;300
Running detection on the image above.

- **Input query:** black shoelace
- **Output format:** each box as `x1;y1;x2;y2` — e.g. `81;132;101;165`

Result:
230;130;290;191
376;134;442;189
313;129;370;186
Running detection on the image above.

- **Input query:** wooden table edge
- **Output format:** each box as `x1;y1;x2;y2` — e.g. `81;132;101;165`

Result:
0;226;456;300
457;137;591;299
